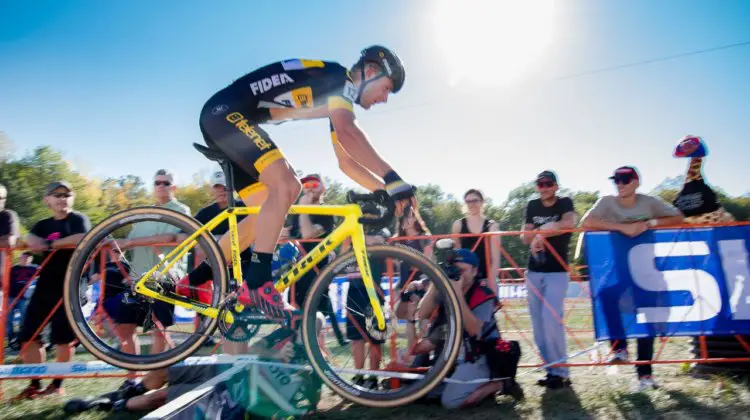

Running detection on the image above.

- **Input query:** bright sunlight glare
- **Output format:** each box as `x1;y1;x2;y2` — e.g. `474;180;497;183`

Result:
433;0;556;87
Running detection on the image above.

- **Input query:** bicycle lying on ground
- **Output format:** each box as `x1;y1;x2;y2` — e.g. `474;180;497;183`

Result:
63;143;464;408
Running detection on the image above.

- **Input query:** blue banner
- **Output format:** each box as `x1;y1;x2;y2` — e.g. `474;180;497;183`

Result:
584;225;750;340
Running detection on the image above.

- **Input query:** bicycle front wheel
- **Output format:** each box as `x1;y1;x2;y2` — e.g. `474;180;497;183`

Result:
63;206;228;371
301;244;464;408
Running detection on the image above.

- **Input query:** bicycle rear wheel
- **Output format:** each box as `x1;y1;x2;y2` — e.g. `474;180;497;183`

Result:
300;244;464;408
63;206;228;371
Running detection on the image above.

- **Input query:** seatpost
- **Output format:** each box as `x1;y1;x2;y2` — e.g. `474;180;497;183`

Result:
220;160;236;209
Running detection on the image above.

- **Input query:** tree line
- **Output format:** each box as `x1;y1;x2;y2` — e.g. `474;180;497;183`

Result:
2;145;748;268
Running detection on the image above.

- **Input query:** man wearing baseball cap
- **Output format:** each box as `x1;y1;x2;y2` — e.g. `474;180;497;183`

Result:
194;171;247;236
413;248;523;407
289;173;334;309
521;170;577;389
188;171;249;349
581;166;684;390
287;173;347;345
583;166;683;238
15;181;91;399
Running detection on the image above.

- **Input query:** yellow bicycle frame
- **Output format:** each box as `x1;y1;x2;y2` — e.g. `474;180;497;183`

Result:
133;203;386;330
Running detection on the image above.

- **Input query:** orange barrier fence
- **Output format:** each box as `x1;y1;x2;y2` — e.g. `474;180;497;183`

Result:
383;222;750;370
0;221;749;398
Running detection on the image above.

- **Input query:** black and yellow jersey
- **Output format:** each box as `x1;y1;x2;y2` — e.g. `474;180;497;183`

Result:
219;58;357;124
198;58;361;194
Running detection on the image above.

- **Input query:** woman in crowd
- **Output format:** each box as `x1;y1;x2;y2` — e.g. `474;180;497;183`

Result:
451;189;500;294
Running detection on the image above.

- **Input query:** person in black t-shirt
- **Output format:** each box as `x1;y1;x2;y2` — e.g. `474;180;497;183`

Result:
520;171;577;389
15;181;91;400
194;171;249;238
343;225;390;389
192;171;253;277
288;174;336;305
191;171;250;347
287;174;346;345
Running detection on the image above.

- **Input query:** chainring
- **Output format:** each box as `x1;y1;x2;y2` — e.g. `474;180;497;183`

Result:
217;301;262;342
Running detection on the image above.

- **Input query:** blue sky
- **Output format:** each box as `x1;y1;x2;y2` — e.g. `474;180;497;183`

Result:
2;0;749;204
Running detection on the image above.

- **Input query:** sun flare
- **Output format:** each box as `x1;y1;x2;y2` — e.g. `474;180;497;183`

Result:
433;0;556;87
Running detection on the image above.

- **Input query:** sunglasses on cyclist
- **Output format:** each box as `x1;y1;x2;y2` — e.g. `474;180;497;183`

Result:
154;180;172;187
51;192;73;198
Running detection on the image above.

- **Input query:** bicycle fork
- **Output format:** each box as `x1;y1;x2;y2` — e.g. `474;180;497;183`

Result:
350;224;387;331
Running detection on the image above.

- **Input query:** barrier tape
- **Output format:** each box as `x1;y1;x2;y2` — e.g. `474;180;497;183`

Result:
0;342;600;384
0;355;279;379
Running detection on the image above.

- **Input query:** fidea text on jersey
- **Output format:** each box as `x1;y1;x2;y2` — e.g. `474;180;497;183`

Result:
250;73;295;96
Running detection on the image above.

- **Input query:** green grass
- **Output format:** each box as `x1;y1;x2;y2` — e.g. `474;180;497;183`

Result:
314;372;750;420
3;301;750;419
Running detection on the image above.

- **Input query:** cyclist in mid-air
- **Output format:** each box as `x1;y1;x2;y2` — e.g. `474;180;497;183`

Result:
182;46;416;319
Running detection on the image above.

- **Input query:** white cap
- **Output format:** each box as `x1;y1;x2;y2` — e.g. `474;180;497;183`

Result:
210;171;226;187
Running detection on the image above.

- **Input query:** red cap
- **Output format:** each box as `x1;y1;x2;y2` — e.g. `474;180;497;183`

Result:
608;166;640;180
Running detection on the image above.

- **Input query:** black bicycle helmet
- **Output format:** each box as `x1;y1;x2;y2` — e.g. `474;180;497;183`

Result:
359;45;405;93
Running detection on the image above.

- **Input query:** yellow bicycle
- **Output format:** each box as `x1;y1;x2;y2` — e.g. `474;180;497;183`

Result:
63;143;463;407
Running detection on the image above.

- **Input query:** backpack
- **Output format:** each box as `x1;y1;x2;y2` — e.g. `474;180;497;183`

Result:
463;281;522;380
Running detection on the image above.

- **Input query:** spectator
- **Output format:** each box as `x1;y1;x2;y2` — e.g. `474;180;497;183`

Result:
111;169;190;386
415;249;522;408
581;166;684;390
63;325;324;417
341;203;390;389
194;171;247;235
123;169;191;274
451;189;500;294
15;181;91;399
0;183;21;274
393;205;433;349
191;170;248;347
394;205;433;277
520;170;577;389
288;174;345;345
7;252;39;349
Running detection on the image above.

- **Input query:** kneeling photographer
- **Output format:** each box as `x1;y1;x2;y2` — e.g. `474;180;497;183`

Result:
400;245;523;408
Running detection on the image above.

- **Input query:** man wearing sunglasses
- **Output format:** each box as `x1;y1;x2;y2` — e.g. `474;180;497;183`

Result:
288;174;334;306
520;170;577;389
581;166;683;390
122;169;191;276
15;181;91;399
111;169;191;388
287;174;347;345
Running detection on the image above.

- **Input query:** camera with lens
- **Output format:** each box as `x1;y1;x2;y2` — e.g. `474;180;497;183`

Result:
400;287;427;303
435;238;462;281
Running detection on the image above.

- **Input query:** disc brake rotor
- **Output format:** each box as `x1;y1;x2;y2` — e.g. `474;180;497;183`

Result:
365;307;388;341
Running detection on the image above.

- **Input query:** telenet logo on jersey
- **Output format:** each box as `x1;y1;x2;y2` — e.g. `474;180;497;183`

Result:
250;73;295;96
